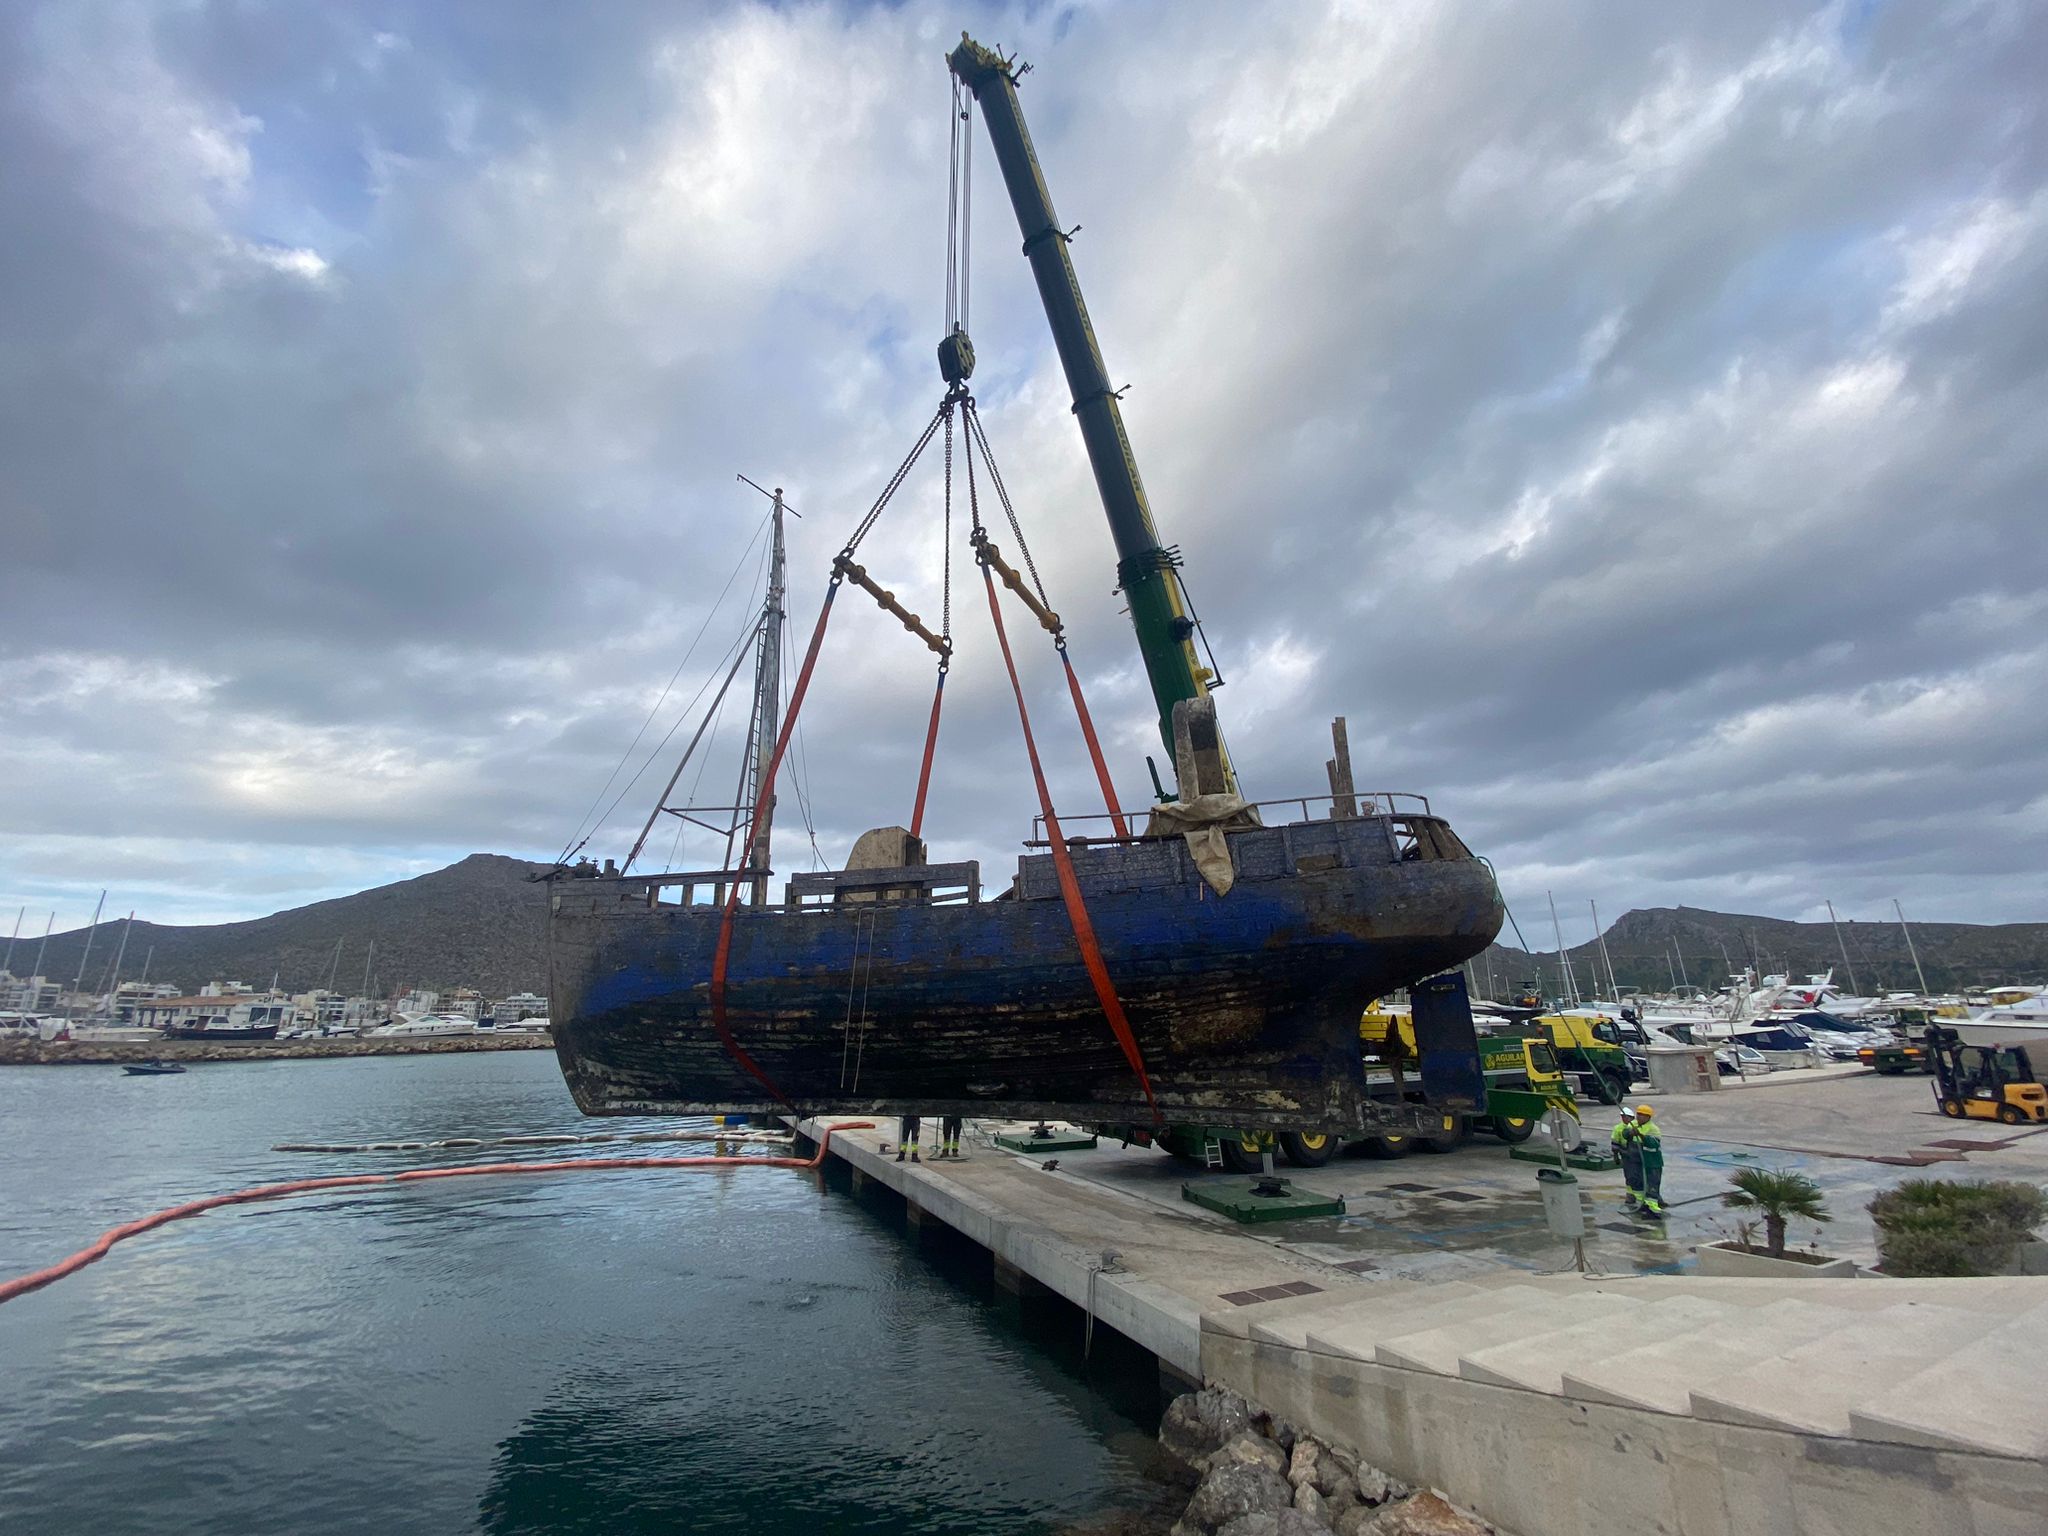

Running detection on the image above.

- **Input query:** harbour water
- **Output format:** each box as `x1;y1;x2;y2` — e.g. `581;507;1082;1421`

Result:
0;1053;1170;1535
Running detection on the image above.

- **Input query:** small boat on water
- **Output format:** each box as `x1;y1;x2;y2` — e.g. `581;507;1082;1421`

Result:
122;1059;186;1076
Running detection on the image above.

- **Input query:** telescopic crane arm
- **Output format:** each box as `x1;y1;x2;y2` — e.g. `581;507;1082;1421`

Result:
948;34;1235;796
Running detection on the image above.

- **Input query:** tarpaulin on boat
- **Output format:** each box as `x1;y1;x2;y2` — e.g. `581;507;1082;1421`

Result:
1144;794;1261;895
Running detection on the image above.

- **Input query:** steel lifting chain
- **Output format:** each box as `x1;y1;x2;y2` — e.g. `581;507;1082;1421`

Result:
843;397;952;559
940;399;954;663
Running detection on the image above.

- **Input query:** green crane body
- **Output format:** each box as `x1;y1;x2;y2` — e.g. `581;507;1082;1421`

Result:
948;35;1231;791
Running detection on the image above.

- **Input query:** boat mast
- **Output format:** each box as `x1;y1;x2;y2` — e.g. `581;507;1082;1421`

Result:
70;890;105;1017
1546;891;1580;1006
3;906;19;975
31;912;52;994
103;911;134;1014
1824;901;1862;996
1590;899;1619;1001
1893;899;1929;996
741;490;787;906
947;35;1232;790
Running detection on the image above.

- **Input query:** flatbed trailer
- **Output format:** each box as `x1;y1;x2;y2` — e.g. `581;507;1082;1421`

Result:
1099;976;1580;1173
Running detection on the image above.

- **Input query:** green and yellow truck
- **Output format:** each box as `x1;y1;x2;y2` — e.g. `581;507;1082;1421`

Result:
1124;1002;1581;1173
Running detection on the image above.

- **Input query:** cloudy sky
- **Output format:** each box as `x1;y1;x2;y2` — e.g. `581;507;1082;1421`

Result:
1;0;2043;944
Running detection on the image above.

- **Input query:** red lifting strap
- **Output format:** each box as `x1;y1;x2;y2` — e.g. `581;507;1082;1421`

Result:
1059;648;1131;840
981;566;1161;1123
908;667;946;840
710;581;841;1108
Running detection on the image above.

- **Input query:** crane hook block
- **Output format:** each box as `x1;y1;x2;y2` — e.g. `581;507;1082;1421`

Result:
937;328;976;385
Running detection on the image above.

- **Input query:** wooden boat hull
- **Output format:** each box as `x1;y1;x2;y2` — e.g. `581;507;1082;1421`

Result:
549;814;1502;1131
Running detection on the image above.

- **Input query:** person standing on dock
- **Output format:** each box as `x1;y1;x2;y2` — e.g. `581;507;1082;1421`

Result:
1633;1106;1665;1218
896;1114;921;1163
1612;1113;1644;1211
937;1114;963;1160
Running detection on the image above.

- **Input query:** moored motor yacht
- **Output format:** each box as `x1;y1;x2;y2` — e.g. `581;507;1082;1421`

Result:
1949;991;2048;1052
366;1013;476;1038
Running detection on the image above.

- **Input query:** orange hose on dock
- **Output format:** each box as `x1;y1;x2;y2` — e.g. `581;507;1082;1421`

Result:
0;1122;874;1308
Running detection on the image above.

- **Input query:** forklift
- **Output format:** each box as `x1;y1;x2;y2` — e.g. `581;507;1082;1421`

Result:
1927;1027;2048;1125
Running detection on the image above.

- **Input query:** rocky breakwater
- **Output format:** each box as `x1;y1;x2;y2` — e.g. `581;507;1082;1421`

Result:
1160;1387;1500;1536
0;1034;553;1066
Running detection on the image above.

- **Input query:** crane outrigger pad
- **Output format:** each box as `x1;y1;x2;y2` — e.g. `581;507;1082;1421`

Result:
546;808;1502;1132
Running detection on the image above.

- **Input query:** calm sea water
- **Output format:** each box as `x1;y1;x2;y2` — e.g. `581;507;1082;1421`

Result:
0;1053;1169;1535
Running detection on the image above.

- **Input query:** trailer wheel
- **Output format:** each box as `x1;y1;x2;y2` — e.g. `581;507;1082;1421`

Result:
1359;1133;1412;1159
1489;1115;1537;1143
1417;1120;1470;1154
1280;1131;1338;1168
1939;1098;1965;1118
1218;1132;1267;1174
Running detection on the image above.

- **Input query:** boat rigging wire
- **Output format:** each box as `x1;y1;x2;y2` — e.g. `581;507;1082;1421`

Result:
943;79;972;338
554;509;774;865
622;627;757;873
0;1124;877;1309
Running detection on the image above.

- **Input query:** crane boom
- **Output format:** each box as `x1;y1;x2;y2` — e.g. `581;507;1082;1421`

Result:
948;35;1232;793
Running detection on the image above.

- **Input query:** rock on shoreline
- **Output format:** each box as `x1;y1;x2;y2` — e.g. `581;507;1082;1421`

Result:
0;1034;554;1067
1160;1387;1498;1536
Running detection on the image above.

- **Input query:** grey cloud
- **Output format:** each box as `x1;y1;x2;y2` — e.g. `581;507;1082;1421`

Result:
1;0;2043;934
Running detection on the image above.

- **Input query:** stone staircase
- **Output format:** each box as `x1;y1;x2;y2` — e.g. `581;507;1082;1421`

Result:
1219;1272;2048;1460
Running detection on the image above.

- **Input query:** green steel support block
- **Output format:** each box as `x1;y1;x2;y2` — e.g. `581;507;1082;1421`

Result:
994;1129;1099;1154
1182;1181;1346;1224
1511;1145;1621;1172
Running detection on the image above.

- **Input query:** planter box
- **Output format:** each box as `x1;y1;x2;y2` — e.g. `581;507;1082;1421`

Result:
2003;1239;2048;1276
1695;1241;1857;1278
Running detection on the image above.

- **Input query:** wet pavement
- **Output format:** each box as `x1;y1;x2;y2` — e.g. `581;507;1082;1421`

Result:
1015;1068;2048;1275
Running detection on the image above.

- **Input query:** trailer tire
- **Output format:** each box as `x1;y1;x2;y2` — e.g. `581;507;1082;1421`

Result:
1417;1121;1470;1154
1218;1132;1267;1174
1359;1133;1412;1159
1280;1131;1338;1168
1489;1115;1537;1143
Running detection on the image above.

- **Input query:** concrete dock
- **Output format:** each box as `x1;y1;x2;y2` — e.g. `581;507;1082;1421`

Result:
797;1070;2048;1535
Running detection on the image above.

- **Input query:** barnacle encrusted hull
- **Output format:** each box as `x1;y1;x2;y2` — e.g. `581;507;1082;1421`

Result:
547;813;1503;1132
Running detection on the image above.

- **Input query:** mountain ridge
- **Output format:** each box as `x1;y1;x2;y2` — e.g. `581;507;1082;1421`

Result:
8;858;2042;1002
12;854;553;999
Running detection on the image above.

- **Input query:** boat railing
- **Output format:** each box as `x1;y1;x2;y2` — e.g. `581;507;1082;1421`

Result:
787;862;981;909
1027;791;1436;847
597;869;771;910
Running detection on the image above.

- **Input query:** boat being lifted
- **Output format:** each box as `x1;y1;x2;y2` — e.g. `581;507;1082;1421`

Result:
544;36;1504;1133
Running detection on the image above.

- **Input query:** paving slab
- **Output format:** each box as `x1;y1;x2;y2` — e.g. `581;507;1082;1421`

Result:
1688;1300;1988;1434
1375;1292;1637;1375
1301;1285;1552;1360
1846;1304;2048;1458
1560;1299;1863;1412
1458;1296;1745;1391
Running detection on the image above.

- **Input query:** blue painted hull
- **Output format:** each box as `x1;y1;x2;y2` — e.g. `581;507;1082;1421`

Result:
548;814;1502;1131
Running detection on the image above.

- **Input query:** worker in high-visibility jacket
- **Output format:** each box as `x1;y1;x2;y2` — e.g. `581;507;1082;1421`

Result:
1633;1106;1665;1218
1611;1115;1645;1210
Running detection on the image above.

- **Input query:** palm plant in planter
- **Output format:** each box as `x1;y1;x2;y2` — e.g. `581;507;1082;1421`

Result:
1721;1167;1830;1259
